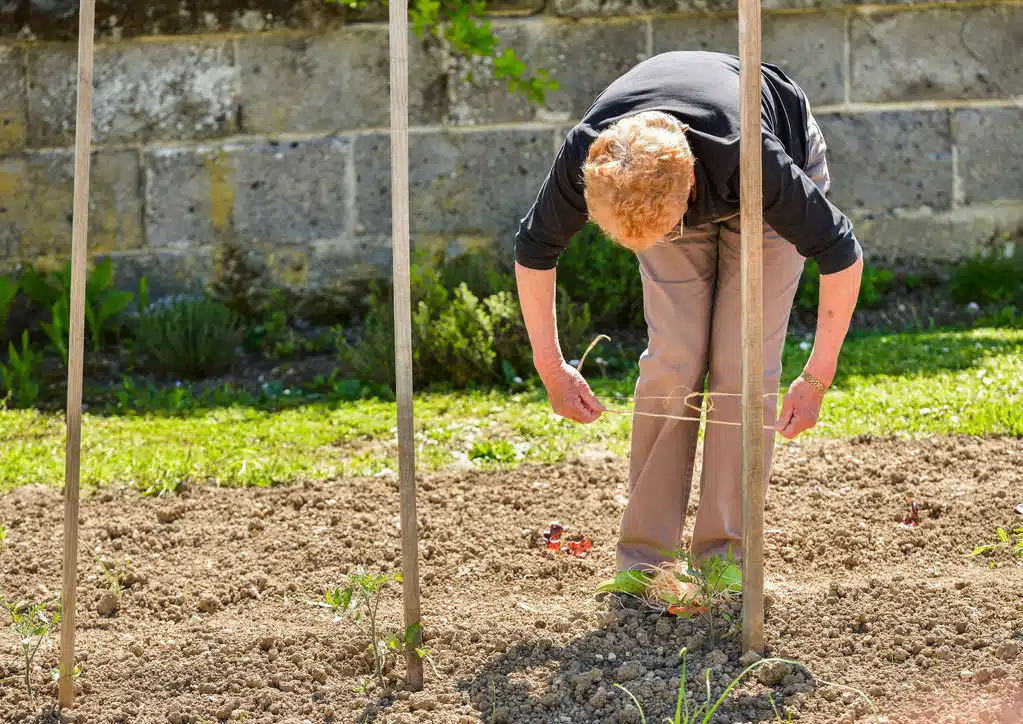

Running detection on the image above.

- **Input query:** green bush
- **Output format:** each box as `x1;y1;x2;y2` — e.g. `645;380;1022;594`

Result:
796;260;896;311
557;223;645;329
336;251;592;390
136;294;243;378
950;251;1023;307
1;331;41;407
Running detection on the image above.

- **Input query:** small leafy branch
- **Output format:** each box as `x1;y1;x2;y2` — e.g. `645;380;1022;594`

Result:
324;0;558;104
970;527;1023;564
615;648;879;724
325;568;432;691
2;596;62;702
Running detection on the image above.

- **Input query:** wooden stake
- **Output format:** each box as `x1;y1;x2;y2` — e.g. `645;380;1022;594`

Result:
59;0;96;708
388;0;424;691
738;0;766;654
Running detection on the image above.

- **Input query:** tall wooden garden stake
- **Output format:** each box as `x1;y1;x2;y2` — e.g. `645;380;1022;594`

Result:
59;0;97;708
388;0;425;691
738;0;766;654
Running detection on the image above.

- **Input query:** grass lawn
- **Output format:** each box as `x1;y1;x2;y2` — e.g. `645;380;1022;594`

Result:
1;326;1020;495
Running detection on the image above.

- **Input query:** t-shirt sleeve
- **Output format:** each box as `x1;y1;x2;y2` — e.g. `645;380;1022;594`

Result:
514;133;590;271
758;132;862;275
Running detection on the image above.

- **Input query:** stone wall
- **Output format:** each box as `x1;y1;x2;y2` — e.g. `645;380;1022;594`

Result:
1;0;1022;301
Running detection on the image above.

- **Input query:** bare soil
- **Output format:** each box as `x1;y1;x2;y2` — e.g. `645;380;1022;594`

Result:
1;435;1021;724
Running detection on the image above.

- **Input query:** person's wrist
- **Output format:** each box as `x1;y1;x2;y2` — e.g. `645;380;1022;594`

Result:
534;354;566;379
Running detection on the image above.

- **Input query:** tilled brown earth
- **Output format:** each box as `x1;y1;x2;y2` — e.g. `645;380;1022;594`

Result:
0;435;1021;724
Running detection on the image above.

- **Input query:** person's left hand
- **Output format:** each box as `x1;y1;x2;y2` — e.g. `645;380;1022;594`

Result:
776;375;825;439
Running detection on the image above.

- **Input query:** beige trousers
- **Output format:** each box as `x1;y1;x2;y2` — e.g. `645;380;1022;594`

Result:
616;112;831;572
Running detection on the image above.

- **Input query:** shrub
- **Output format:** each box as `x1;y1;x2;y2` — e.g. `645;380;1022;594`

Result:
337;251;593;390
796;260;896;311
1;331;42;407
136;294;243;378
557;222;645;329
950;250;1023;307
415;283;498;387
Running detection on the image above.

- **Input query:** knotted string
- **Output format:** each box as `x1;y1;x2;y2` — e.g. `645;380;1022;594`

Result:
576;334;780;431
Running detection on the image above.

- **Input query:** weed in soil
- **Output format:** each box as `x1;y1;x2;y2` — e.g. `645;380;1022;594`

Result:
615;649;879;724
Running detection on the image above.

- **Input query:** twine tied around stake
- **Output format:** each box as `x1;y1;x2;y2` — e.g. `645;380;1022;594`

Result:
575;334;780;431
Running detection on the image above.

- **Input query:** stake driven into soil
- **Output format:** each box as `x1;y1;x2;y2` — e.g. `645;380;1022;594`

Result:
738;0;766;654
388;0;425;692
59;0;97;708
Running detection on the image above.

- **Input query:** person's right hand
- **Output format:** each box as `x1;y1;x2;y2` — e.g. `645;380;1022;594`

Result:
539;361;605;424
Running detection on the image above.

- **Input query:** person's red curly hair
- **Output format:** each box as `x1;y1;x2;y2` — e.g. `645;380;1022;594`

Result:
582;111;695;252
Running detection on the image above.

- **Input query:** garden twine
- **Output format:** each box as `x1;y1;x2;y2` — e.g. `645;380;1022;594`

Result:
576;334;781;431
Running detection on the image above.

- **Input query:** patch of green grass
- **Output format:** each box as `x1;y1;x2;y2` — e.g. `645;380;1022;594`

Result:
0;327;1019;493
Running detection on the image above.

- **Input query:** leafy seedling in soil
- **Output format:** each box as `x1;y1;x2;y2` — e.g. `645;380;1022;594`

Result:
541;521;593;558
0;524;7;548
614;648;880;724
970;527;1023;565
2;597;61;703
661;549;741;645
326;568;434;692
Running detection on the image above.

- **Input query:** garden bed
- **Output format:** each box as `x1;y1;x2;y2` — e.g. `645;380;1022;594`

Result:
1;435;1021;723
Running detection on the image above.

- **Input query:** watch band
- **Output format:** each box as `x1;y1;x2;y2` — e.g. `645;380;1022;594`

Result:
799;369;830;394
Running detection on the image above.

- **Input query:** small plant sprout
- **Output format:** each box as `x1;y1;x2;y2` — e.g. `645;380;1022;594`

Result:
614;648;880;724
0;524;8;548
325;568;429;691
648;549;741;643
970;527;1023;564
2;597;62;702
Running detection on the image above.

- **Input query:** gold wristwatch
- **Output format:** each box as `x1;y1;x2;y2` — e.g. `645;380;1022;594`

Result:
799;369;830;394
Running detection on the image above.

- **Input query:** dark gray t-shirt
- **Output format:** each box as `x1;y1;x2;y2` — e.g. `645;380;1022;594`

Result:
514;51;862;275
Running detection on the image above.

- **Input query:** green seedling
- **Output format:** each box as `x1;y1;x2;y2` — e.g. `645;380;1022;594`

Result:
2;597;61;702
665;549;742;644
614;648;879;724
93;550;131;599
326;568;431;692
970;527;1023;563
0;524;7;547
1;331;42;407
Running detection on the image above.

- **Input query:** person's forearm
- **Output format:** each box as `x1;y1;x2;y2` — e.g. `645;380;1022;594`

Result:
806;257;863;386
515;262;564;376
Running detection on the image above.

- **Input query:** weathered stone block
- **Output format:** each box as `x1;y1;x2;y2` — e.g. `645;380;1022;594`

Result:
817;111;953;213
953;108;1023;206
108;247;216;300
448;19;647;125
27;39;237;146
232;137;352;244
853;205;1023;263
0;45;27;151
144;147;231;249
354;129;553;241
0;149;142;263
851;6;1023;103
145;137;351;250
652;12;846;106
554;0;736;17
6;0;343;43
238;28;446;133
